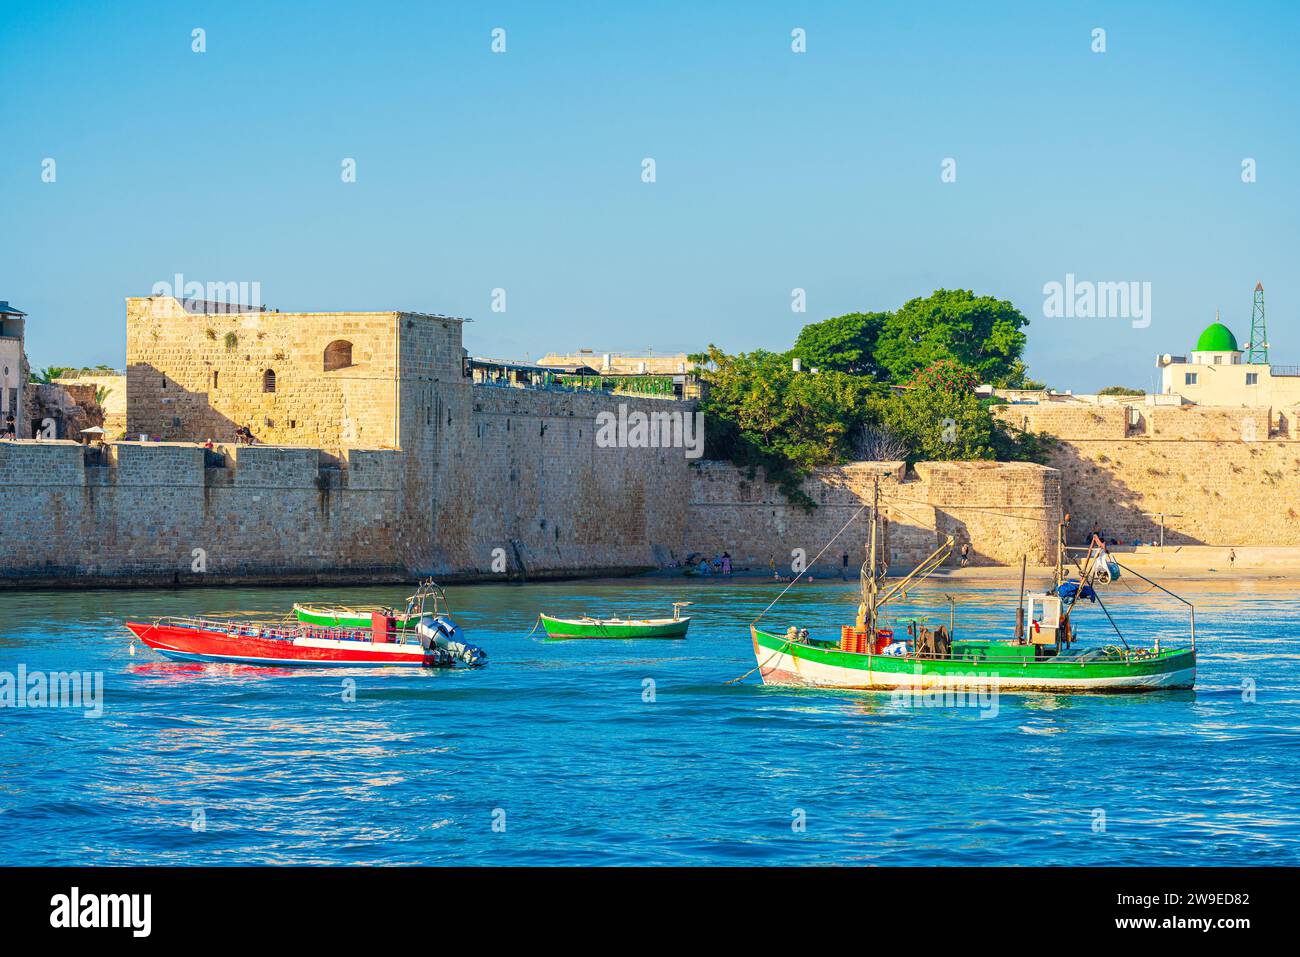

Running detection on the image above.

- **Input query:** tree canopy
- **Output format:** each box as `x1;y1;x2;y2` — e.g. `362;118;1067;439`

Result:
791;311;888;377
692;289;1048;507
1098;385;1144;396
873;289;1030;386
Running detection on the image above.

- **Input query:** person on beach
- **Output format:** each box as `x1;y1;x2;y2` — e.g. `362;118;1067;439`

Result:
1229;548;1236;568
721;552;731;576
960;542;971;567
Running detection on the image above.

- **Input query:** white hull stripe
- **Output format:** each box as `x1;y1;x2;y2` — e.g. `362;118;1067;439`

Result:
153;648;431;668
758;648;1194;691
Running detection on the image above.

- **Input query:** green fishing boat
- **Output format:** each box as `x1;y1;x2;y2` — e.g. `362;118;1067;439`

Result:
540;603;692;640
749;480;1197;694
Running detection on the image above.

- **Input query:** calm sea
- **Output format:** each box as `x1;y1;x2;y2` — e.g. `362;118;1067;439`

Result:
1;575;1296;865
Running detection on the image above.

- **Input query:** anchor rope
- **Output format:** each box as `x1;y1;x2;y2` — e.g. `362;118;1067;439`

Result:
724;637;794;685
727;501;870;686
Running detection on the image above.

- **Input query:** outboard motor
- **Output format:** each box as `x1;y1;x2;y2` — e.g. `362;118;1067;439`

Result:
416;615;488;666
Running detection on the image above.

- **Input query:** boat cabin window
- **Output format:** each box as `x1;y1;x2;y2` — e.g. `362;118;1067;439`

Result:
1027;595;1061;628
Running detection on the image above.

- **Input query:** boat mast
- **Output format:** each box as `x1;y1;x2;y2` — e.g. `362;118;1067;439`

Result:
1015;554;1026;641
857;477;881;634
1055;516;1065;587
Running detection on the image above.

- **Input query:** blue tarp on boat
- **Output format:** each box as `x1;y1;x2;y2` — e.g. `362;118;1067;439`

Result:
1057;580;1098;603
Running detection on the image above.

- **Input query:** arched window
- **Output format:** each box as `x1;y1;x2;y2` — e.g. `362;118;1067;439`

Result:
263;369;276;393
324;340;354;371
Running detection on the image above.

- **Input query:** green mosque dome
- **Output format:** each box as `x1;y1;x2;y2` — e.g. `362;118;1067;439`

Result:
1195;320;1239;353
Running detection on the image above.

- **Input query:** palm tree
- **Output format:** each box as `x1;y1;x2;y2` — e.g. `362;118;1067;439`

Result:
31;366;70;384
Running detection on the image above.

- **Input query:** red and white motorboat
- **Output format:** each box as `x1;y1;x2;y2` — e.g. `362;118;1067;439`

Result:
125;613;461;668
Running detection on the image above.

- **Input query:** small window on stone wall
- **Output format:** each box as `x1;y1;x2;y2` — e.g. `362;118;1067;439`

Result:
324;340;354;371
212;370;219;389
263;369;277;393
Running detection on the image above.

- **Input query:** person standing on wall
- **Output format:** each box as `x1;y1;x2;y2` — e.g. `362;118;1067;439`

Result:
959;542;971;567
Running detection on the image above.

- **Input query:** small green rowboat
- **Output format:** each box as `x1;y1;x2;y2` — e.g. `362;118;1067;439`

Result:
540;604;692;640
294;603;419;631
293;580;452;633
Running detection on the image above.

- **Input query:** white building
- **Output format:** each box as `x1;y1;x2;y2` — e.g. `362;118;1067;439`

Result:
1156;312;1300;407
0;301;27;437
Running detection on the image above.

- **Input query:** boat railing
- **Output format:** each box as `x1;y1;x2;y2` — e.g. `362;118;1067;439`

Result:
798;632;1181;664
154;616;411;645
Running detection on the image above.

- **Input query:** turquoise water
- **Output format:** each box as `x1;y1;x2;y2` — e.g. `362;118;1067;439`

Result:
0;576;1296;865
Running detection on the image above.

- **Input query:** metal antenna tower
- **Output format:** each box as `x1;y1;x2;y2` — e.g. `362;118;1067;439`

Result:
1245;282;1268;364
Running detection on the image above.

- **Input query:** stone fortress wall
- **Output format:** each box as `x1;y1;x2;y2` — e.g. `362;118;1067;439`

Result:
0;296;1069;587
995;403;1300;546
2;297;710;586
0;441;406;586
684;461;1061;573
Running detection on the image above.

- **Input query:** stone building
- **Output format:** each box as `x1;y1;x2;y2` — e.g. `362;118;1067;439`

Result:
536;349;704;399
0;301;28;438
537;349;697;376
52;371;126;437
126;295;466;448
113;294;697;582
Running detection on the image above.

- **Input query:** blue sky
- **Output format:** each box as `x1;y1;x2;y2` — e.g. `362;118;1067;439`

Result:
2;0;1297;390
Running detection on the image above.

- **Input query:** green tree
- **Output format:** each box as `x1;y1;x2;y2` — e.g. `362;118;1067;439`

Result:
874;289;1029;386
875;360;998;461
694;346;876;505
1098;385;1144;396
791;311;889;377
